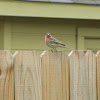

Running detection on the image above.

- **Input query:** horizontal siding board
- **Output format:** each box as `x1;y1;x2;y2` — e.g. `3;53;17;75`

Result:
11;21;76;35
0;1;100;19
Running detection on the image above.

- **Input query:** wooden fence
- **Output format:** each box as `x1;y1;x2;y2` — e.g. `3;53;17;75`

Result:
0;50;100;100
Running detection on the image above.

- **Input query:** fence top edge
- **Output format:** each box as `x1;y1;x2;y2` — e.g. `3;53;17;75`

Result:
12;51;39;58
40;50;47;57
68;50;93;57
0;50;12;55
40;50;67;57
0;50;97;57
68;50;73;57
95;50;100;57
13;51;19;58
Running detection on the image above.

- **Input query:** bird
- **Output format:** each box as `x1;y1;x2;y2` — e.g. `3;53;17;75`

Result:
45;33;72;51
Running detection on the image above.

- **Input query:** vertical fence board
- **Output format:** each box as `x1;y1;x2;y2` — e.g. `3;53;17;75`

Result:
14;51;42;100
68;50;97;100
96;51;100;100
0;51;14;100
41;51;69;100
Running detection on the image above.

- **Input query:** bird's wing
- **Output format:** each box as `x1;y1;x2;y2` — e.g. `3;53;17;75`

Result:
49;37;65;46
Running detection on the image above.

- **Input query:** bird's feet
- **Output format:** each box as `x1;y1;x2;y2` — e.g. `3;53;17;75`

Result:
51;48;57;52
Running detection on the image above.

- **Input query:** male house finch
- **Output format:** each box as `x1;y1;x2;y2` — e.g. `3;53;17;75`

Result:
45;33;71;51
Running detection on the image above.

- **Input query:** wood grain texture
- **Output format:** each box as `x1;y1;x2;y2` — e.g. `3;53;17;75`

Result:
96;51;100;100
0;50;14;100
14;51;42;100
41;50;69;100
68;50;97;100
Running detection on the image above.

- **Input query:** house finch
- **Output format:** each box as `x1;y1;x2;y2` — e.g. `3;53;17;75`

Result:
45;33;71;51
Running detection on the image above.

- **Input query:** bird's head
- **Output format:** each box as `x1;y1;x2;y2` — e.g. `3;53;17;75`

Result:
46;33;51;38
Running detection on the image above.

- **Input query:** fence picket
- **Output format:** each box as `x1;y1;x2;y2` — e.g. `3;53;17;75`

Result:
41;51;69;100
0;50;98;100
96;51;100;100
0;51;14;100
68;50;97;100
14;51;42;100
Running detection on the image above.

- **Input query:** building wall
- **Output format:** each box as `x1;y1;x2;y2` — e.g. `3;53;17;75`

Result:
11;17;76;54
1;17;100;54
0;18;4;50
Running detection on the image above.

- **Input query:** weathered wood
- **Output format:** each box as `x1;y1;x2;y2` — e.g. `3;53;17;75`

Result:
68;50;97;100
0;50;14;100
14;51;42;100
41;50;69;100
96;51;100;100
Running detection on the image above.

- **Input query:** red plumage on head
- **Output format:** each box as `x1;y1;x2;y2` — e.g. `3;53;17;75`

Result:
45;33;52;44
47;33;50;35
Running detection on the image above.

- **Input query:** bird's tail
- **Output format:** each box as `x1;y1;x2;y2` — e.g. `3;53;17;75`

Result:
57;43;72;50
65;46;72;50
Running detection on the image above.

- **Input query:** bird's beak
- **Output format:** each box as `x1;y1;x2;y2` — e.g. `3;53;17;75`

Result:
47;34;50;36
